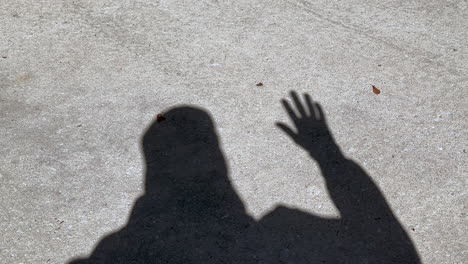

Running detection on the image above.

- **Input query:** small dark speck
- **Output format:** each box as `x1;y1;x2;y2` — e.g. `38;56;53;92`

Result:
411;227;415;231
256;82;263;87
1;56;6;59
463;149;466;153
453;48;457;51
378;64;382;67
391;155;395;158
12;14;19;18
76;124;82;127
156;114;166;123
374;217;382;220
372;85;381;94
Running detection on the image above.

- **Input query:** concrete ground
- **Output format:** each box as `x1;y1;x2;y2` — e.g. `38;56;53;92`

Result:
1;0;467;263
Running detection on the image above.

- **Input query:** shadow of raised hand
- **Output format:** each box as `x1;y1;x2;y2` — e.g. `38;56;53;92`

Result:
273;91;421;263
276;91;341;162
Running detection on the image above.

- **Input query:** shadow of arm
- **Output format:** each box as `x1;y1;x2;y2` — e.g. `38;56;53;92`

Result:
277;91;420;263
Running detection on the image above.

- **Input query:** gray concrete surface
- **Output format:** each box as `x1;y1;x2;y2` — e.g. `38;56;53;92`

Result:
1;0;467;263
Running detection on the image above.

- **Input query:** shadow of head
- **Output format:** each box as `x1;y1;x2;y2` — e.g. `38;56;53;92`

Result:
142;106;219;164
140;106;240;212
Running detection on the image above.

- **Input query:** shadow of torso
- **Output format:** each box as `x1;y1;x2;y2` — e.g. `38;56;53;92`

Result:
241;206;417;264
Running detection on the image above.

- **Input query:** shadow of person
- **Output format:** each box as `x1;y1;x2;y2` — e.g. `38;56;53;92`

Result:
240;91;421;263
69;96;421;264
69;106;254;264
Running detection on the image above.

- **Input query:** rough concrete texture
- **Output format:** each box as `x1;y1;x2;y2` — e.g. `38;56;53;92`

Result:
1;0;467;263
